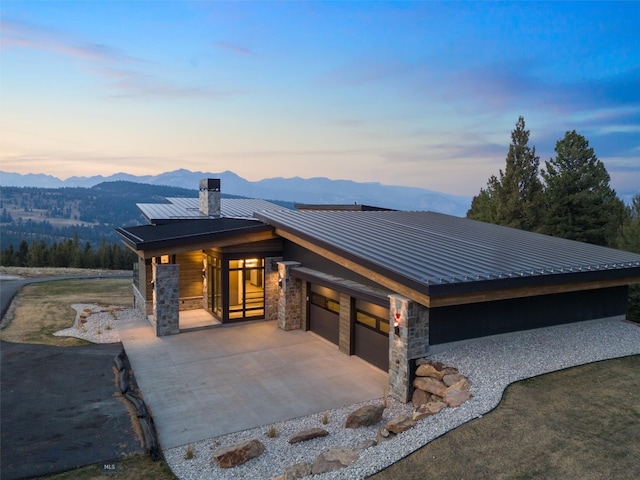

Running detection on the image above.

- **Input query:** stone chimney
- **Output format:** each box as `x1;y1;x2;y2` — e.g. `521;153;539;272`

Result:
199;178;221;218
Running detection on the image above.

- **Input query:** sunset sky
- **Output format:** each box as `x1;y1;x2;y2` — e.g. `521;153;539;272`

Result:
1;1;638;196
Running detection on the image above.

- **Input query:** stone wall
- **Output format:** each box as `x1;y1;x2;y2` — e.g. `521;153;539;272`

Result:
152;263;180;336
265;257;283;321
339;293;352;355
277;261;302;330
388;295;430;402
133;284;152;316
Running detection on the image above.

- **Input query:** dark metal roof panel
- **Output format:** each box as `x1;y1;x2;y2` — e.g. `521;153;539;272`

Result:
116;218;271;251
255;210;640;295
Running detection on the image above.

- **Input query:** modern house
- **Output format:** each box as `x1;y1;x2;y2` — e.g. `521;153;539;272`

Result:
116;179;640;401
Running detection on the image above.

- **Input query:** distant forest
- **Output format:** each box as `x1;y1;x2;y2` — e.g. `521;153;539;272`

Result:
0;181;293;270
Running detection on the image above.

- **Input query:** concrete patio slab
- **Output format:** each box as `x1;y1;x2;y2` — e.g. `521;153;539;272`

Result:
117;316;388;449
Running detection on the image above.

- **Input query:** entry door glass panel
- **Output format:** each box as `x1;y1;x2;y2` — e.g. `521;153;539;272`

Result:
209;255;223;318
228;258;265;319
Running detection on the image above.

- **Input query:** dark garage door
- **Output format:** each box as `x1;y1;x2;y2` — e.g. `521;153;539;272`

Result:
309;284;340;345
354;300;389;371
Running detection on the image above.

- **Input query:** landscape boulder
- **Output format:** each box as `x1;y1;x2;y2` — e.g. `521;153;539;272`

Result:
311;447;359;475
274;462;313;480
413;401;447;420
212;438;264;468
444;388;472;408
411;388;431;408
345;404;385;428
413;376;448;397
288;428;329;444
385;415;416;434
442;373;467;387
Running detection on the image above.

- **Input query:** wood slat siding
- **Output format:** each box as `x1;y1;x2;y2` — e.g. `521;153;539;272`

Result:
176;251;203;298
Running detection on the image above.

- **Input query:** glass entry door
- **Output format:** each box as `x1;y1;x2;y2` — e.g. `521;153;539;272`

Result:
228;258;265;320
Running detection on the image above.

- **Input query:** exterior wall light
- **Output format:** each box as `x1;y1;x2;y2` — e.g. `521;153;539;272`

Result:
394;312;401;336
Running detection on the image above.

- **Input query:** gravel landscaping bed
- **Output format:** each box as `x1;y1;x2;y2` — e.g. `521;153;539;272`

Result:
163;318;640;480
54;304;144;343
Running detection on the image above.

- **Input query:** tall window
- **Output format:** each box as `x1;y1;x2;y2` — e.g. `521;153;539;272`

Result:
209;256;223;318
228;258;265;319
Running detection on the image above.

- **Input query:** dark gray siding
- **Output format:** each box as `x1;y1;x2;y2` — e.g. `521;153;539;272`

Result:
429;286;629;345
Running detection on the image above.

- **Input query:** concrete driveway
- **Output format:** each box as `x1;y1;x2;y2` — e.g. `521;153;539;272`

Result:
117;317;388;449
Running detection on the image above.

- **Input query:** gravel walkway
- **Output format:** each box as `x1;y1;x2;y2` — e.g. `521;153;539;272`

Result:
162;318;640;480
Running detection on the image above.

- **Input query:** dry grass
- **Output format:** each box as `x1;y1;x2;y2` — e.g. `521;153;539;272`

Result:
370;354;640;480
266;424;278;438
0;278;132;346
320;411;329;425
0;266;132;278
184;444;195;460
32;454;177;480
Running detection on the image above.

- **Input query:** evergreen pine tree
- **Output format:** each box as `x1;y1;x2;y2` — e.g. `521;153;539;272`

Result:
494;116;544;230
541;130;624;246
468;116;543;231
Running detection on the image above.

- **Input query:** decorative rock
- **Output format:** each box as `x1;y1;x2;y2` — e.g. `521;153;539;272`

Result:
311;447;359;475
442;373;467;386
413;401;447;420
446;378;472;392
212;439;265;468
415;363;446;379
415;359;458;375
411;388;430;408
276;462;312;479
345;404;385;428
444;388;472;408
413;376;448;397
375;427;393;443
355;439;378;452
288;428;329;444
385;415;417;434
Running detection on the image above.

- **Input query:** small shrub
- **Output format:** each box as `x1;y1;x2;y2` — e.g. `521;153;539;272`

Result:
184;443;195;459
320;412;329;425
105;324;113;331
96;328;102;335
266;424;278;438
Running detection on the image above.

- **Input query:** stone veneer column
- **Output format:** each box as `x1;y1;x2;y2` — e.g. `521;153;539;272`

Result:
152;263;180;336
338;293;352;355
264;257;283;321
388;294;430;402
277;261;302;330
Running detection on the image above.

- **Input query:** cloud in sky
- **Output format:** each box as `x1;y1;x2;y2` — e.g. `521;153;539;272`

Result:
215;41;255;56
0;1;638;196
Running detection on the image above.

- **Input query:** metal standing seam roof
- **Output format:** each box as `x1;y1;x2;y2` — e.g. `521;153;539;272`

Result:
115;218;272;251
137;197;283;222
253;209;640;297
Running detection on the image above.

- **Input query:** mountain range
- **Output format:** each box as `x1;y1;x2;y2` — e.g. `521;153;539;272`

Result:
0;169;472;216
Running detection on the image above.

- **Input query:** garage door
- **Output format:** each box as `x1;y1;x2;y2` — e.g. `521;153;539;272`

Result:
309;284;340;345
354;300;389;371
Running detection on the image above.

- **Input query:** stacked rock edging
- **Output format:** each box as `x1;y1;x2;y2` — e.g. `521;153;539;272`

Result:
411;359;473;414
114;349;162;461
